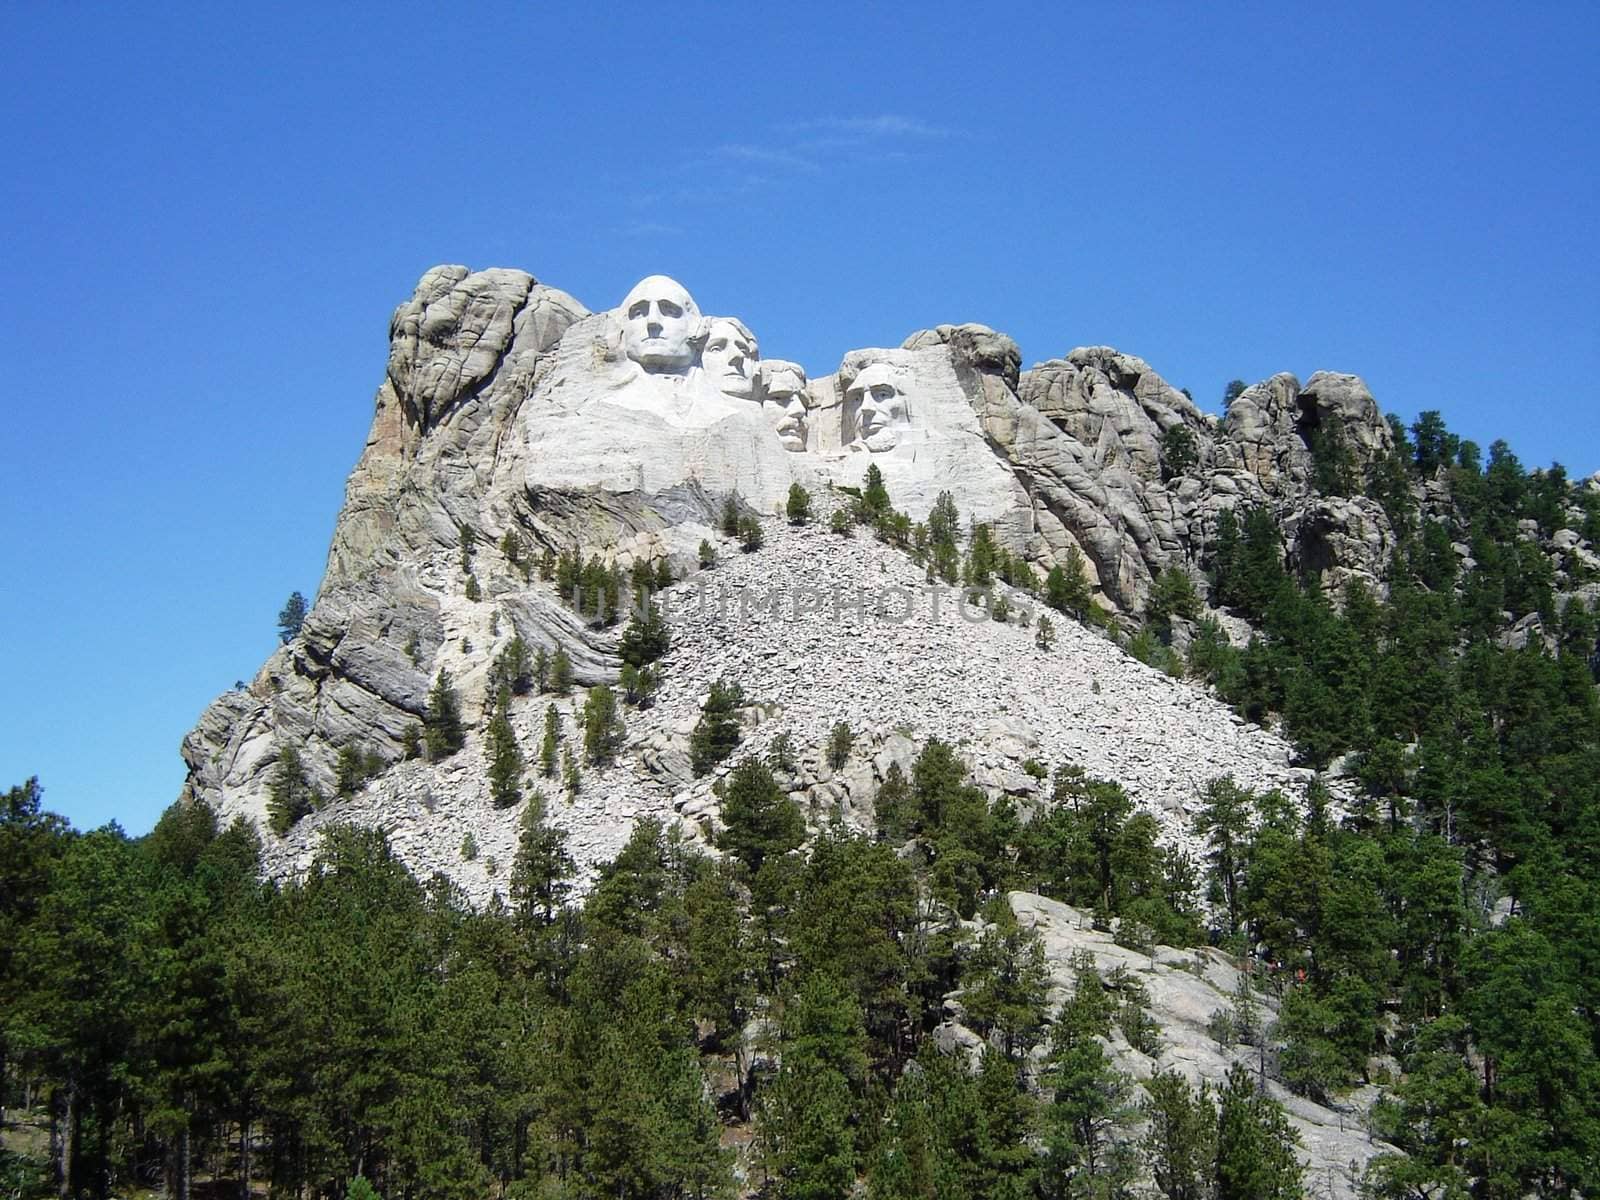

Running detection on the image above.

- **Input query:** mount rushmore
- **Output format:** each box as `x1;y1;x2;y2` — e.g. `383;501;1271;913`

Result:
182;263;1400;832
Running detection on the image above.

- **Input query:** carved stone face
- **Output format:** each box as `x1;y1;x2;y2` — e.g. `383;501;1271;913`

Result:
847;363;911;451
702;318;758;399
758;360;808;451
620;275;699;373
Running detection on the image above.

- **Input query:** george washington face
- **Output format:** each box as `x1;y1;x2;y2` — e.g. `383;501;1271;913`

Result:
620;275;700;373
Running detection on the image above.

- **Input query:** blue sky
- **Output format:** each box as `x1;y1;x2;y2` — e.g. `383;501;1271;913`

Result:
3;2;1596;834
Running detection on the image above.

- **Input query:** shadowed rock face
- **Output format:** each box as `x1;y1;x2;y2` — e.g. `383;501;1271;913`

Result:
182;263;1400;830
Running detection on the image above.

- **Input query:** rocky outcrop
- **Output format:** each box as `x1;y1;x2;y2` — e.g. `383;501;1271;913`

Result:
997;893;1396;1199
257;506;1322;895
181;261;1405;834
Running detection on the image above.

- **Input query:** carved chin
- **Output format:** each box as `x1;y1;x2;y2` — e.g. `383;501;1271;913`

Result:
862;429;900;452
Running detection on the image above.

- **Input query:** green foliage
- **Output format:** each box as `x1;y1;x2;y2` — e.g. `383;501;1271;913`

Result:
423;668;465;761
1035;612;1055;651
618;601;670;668
717;758;804;875
539;703;560;777
720;494;741;537
690;678;744;775
698;537;717;568
1045;545;1092;619
549;647;574;695
1411;410;1460;476
488;634;534;695
619;662;659;708
277;590;308;643
1142;1071;1215;1200
464;573;481;601
1213;1065;1303;1199
484;686;523;808
963;899;1051;1059
1223;379;1247;405
1160;423;1199;477
334;743;382;798
739;514;764;552
1307;412;1357;496
786;482;813;524
927;490;960;547
826;720;853;770
767;731;797;774
581;684;625;766
861;463;891;519
267;744;314;835
829;508;852;537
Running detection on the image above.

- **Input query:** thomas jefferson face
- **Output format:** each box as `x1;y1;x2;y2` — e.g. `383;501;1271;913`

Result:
847;363;911;451
702;318;758;399
620;275;699;373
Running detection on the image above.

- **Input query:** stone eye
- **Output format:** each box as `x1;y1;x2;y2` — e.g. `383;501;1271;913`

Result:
628;301;649;319
658;301;683;318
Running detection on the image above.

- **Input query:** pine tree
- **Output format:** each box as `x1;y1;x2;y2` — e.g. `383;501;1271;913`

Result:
423;669;465;761
963;899;1052;1059
549;648;574;695
618;603;670;668
620;663;659;708
874;762;916;842
1142;1071;1215;1200
581;685;625;766
786;482;813;525
698;538;717;569
690;678;744;775
539;703;561;777
721;495;741;536
401;722;422;759
927;490;960;547
739;515;764;552
1046;546;1092;618
1036;613;1055;652
1193;777;1253;935
1213;1065;1303;1199
277;591;308;643
862;463;891;518
509;797;574;936
266;746;314;835
489;635;534;695
562;746;580;796
827;721;853;770
717;758;804;875
485;686;523;808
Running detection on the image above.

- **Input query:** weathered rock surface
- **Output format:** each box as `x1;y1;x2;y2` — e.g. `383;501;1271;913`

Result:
257;506;1321;897
182;260;1416;839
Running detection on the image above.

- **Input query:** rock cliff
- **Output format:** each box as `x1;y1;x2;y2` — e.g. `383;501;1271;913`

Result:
182;264;1399;845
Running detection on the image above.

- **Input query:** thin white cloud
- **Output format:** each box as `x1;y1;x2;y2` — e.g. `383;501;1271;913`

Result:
621;114;955;215
617;220;685;238
785;114;954;139
714;143;821;173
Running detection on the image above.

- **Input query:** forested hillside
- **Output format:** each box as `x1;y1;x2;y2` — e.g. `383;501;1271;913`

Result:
4;409;1599;1200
